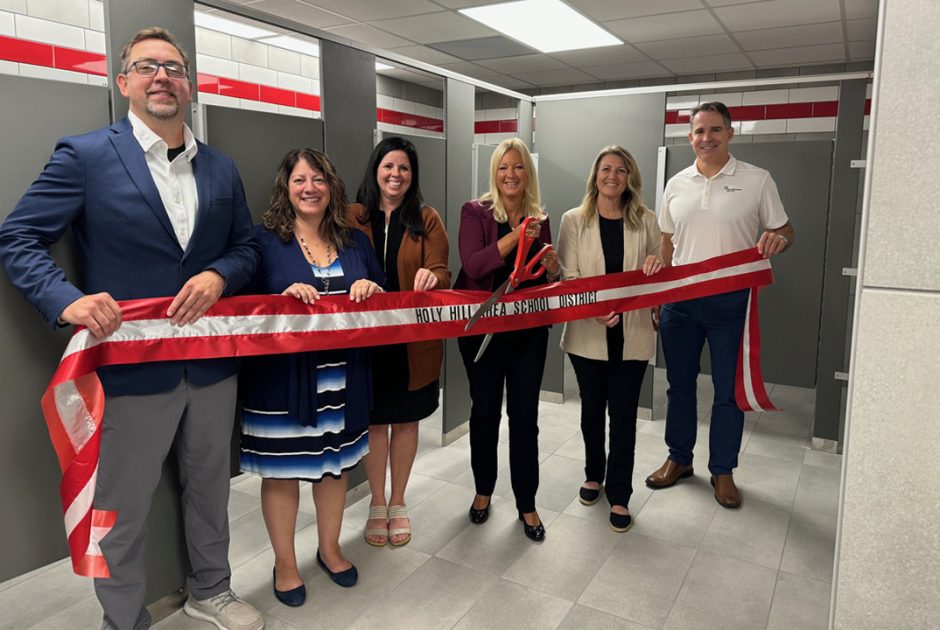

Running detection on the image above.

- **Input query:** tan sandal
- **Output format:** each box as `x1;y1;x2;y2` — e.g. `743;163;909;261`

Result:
387;505;412;547
364;505;388;546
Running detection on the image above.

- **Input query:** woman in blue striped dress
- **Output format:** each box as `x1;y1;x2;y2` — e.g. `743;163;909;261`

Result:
239;149;384;607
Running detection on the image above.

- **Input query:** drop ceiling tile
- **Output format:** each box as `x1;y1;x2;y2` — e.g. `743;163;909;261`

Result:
846;18;877;41
748;43;845;66
305;0;440;21
660;51;753;73
713;0;841;31
569;0;707;21
428;36;535;61
547;44;650;67
582;60;671;80
484;73;536;90
437;60;503;78
844;0;878;19
635;34;739;59
247;0;353;29
848;40;875;60
371;11;497;43
510;67;598;86
323;23;414;49
476;54;570;74
733;21;843;51
387;44;462;65
604;10;723;43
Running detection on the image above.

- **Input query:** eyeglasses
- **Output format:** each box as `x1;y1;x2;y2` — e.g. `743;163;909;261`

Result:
127;60;188;78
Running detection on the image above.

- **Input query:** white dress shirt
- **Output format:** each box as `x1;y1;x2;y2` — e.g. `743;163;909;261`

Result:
128;111;199;250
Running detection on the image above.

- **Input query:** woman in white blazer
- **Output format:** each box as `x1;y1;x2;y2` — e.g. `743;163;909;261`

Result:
557;145;664;532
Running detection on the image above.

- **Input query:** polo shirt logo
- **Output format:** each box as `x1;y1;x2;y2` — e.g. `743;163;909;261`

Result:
723;185;743;192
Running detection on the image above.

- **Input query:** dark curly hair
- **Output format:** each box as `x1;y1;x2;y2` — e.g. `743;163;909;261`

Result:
354;136;425;238
262;148;350;249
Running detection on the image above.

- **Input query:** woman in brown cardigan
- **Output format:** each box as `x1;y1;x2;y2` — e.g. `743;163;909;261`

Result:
348;137;451;547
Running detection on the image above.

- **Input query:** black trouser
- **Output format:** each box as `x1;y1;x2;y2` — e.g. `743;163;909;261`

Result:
568;353;647;508
458;327;548;513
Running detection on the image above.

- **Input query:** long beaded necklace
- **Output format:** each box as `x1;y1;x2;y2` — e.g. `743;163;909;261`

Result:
299;235;333;295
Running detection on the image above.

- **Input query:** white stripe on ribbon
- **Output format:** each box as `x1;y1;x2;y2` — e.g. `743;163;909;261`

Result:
62;259;771;358
740;290;761;411
53;380;97;453
63;465;97;537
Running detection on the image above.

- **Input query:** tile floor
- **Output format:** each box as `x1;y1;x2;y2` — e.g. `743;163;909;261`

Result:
0;366;841;630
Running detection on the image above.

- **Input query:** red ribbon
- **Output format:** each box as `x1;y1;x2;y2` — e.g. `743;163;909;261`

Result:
41;247;776;577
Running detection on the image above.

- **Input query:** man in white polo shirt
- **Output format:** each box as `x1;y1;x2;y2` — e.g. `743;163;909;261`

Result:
645;101;794;508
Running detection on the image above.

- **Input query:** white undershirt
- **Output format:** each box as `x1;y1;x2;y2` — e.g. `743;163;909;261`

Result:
127;111;199;250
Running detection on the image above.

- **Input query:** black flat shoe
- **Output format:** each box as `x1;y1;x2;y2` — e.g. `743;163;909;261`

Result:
579;485;601;506
609;511;633;533
518;512;545;542
468;497;491;524
273;568;306;607
316;550;358;588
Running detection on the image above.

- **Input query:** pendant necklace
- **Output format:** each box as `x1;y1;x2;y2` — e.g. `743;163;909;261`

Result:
299;235;332;295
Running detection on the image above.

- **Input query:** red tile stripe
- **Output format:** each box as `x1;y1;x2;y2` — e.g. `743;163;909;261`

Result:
474;119;518;134
665;99;872;124
0;35;106;75
377;108;444;132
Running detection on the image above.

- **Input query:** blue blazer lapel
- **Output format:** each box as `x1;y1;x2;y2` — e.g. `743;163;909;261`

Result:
186;146;213;258
109;119;180;248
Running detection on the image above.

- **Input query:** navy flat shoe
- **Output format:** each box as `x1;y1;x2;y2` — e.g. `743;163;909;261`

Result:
316;550;358;588
273;568;306;607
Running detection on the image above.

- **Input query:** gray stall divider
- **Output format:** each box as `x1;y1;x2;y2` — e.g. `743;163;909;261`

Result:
442;78;475;444
534;92;666;409
0;75;110;582
203;106;325;225
659;141;833;389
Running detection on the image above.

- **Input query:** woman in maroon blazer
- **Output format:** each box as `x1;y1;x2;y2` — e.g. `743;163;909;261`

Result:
454;138;560;542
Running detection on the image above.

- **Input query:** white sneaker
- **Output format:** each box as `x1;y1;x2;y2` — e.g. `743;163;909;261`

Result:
183;589;264;630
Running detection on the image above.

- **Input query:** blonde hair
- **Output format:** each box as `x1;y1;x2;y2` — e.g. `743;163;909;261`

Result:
578;145;646;231
480;138;541;223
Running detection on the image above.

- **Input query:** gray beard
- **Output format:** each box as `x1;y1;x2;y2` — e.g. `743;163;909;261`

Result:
146;100;179;120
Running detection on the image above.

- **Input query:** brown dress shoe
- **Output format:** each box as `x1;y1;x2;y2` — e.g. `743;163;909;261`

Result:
645;459;694;489
710;474;741;508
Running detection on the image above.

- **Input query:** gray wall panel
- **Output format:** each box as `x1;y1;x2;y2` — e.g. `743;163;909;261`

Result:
204;106;325;224
103;0;200;604
377;132;446;218
321;40;376;193
663;142;832;388
442;78;475;438
534;93;666;401
813;80;866;443
0;76;109;582
105;0;197;124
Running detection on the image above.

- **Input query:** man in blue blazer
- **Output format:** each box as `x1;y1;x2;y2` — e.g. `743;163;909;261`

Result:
0;28;262;630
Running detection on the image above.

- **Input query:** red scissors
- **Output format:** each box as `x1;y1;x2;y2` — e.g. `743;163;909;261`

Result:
464;216;554;362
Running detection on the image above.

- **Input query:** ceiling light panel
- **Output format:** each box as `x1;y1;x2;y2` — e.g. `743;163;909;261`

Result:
460;0;622;53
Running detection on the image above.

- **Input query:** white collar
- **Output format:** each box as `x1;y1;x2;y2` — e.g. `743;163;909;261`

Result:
688;154;737;179
128;111;198;161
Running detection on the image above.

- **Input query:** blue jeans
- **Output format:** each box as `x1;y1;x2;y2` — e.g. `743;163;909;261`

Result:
660;289;748;475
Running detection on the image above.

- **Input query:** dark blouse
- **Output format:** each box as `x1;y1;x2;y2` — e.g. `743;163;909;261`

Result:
599;215;625;358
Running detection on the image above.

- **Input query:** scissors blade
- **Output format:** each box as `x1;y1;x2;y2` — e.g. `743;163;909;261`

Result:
473;333;494;363
464;278;511;331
